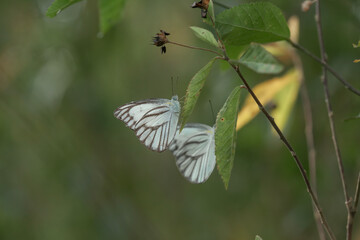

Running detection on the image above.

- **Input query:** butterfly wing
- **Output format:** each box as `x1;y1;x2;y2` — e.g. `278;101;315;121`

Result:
114;97;180;152
169;123;216;183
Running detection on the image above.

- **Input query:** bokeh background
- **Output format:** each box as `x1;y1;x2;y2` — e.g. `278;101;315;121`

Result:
0;0;360;239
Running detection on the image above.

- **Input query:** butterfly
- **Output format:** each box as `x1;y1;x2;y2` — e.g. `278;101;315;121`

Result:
114;96;180;152
169;123;216;183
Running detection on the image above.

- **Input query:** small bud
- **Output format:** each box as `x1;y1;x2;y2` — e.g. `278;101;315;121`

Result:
152;30;170;53
191;0;209;18
301;0;315;12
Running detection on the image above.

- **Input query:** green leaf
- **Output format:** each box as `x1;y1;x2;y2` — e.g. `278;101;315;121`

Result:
236;44;284;74
345;113;360;121
190;26;219;48
46;0;83;17
215;2;290;45
226;44;249;59
220;44;249;71
255;235;263;240
99;0;127;35
180;58;216;130
203;0;215;25
215;86;241;189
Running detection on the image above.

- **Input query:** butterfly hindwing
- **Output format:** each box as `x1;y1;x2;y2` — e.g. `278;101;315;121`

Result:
114;96;180;152
169;123;216;183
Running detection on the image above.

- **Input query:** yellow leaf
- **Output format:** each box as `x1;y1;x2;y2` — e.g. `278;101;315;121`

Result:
263;16;300;63
236;69;300;130
353;41;360;48
288;16;299;44
271;71;301;133
353;59;360;63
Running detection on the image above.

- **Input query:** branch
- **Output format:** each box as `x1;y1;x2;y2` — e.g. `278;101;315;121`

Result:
291;46;326;240
300;83;326;240
314;1;352;239
227;62;336;240
287;40;360;96
354;172;360;212
211;0;360;96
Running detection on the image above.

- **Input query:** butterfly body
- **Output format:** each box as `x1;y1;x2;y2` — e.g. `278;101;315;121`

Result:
114;96;180;152
169;123;216;183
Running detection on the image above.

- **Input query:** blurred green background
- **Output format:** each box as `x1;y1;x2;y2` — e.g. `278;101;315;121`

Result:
0;0;359;239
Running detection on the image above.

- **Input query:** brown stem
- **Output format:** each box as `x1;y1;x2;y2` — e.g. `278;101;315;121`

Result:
314;1;352;239
167;41;223;57
209;16;228;59
291;42;326;240
300;84;326;240
287;39;360;96
228;62;336;240
355;173;360;211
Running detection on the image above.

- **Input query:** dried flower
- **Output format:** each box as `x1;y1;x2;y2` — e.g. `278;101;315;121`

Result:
301;0;316;12
191;0;209;18
152;30;170;54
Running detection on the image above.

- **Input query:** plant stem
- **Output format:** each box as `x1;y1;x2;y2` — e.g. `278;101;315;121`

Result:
314;1;353;239
290;38;326;240
354;172;360;211
213;0;360;96
227;62;336;240
287;39;360;96
167;41;222;57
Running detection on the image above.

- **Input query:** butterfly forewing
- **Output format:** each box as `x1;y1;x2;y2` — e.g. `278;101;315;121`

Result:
114;96;180;152
169;123;216;183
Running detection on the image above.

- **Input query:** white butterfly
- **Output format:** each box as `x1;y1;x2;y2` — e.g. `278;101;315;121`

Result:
169;123;216;184
114;96;180;152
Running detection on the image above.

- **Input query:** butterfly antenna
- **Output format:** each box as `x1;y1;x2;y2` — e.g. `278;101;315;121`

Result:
209;100;216;123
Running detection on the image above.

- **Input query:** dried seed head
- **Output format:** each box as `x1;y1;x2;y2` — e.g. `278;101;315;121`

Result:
191;0;209;18
152;30;170;53
301;0;315;12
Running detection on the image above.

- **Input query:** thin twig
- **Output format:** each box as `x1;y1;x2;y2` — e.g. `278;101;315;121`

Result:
314;1;352;239
214;1;360;96
354;172;360;211
291;41;326;240
209;16;228;59
210;10;333;238
287;39;360;96
228;62;336;240
300;82;326;240
346;172;360;240
167;41;223;57
210;1;360;96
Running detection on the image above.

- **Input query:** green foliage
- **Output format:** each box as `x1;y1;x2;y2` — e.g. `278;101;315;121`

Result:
46;0;83;17
236;44;284;74
180;58;216;130
215;2;290;45
190;26;219;48
220;44;249;70
255;235;263;240
215;86;241;189
99;0;127;35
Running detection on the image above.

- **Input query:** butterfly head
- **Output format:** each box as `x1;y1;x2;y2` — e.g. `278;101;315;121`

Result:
169;95;180;113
